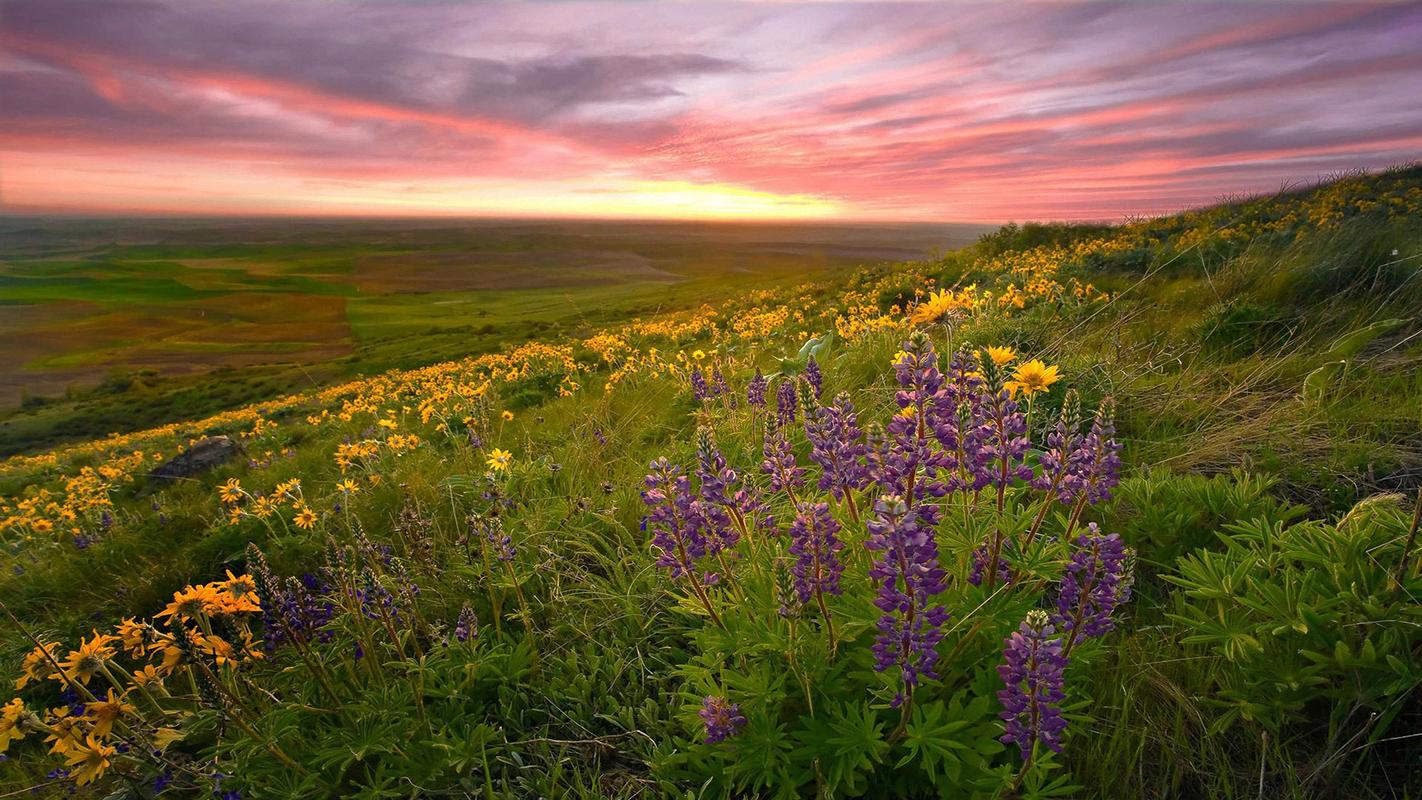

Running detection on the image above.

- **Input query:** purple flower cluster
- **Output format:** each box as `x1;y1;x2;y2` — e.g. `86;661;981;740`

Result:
965;384;1033;493
998;610;1068;760
695;427;748;551
712;366;731;401
875;336;958;504
479;517;516;563
806;392;869;501
1054;524;1131;645
775;378;798;427
761;422;805;495
864;495;949;699
690;367;711;403
258;572;336;652
692;365;732;404
968;539;1012;587
1062;399;1123;506
699;696;747;744
453;603;478;643
747;368;767;408
804;355;823;399
642;457;712;581
787;502;844;604
1032;392;1084;495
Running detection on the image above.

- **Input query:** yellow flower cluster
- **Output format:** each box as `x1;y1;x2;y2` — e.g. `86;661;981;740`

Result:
1;573;262;784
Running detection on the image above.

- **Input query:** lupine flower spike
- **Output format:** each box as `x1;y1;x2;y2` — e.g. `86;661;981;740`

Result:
864;494;949;727
788;501;844;652
998;610;1068;764
747;368;768;408
1054;524;1132;655
700;695;747;744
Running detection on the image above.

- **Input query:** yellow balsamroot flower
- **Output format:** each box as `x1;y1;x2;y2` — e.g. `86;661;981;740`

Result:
909;289;958;325
486;448;512;472
0;698;27;753
293;504;318;530
1006;359;1062;397
157;584;223;623
217;571;261;613
501;410;515;421
55;632;118;686
131;664;166;688
15;641;59;690
65;734;116;786
218;478;243;504
335;478;360;495
692;349;707;361
116;618;157;658
81;689;134;738
43;708;83;755
984;345;1017;367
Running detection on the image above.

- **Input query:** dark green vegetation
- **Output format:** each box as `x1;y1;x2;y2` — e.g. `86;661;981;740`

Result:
0;217;983;455
1;169;1420;798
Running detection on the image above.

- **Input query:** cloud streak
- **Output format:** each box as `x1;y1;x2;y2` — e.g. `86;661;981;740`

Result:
1;1;1418;220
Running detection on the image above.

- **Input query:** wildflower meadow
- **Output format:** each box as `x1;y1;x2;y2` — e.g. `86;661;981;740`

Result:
0;168;1420;797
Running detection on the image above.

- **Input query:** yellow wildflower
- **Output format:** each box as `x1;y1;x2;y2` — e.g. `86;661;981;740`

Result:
984;346;1017;367
1006;359;1062;396
486;448;512;472
293;504;318;530
65;735;116;786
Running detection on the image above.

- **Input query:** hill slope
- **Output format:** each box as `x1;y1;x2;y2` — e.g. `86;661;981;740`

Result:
0;167;1419;798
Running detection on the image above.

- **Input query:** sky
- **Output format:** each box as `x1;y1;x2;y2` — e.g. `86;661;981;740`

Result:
1;1;1419;222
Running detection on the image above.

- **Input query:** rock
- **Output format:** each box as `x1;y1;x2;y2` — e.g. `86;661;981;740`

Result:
150;435;242;482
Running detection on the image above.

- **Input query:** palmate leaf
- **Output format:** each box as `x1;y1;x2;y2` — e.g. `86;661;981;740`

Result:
791;700;888;796
896;694;1003;788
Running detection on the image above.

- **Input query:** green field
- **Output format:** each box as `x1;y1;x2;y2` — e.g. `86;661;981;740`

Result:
0;218;986;455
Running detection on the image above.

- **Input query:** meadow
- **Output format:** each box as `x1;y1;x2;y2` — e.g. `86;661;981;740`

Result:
0;168;1419;798
0;217;979;456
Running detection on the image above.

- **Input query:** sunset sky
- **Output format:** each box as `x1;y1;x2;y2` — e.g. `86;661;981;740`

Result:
2;1;1419;222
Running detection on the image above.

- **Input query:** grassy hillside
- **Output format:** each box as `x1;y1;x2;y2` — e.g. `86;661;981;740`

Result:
0;218;980;456
0;167;1419;798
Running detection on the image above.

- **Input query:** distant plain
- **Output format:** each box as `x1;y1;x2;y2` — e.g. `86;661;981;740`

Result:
0;216;989;453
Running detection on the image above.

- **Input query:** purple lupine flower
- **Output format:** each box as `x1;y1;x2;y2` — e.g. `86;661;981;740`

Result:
747;368;768;408
483;519;516;563
249;547;336;651
775;378;798;427
804;355;824;399
968;538;1012;587
997;610;1069;760
1031;391;1083;495
690;367;711;402
876;336;956;506
864;495;950;701
761;421;804;495
806;392;869;500
965;368;1034;493
694;426;751;549
787;502;845;604
699;696;747;744
712;366;730;400
1062;399;1122;505
1054;524;1131;645
641;457;709;580
454;603;478;643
